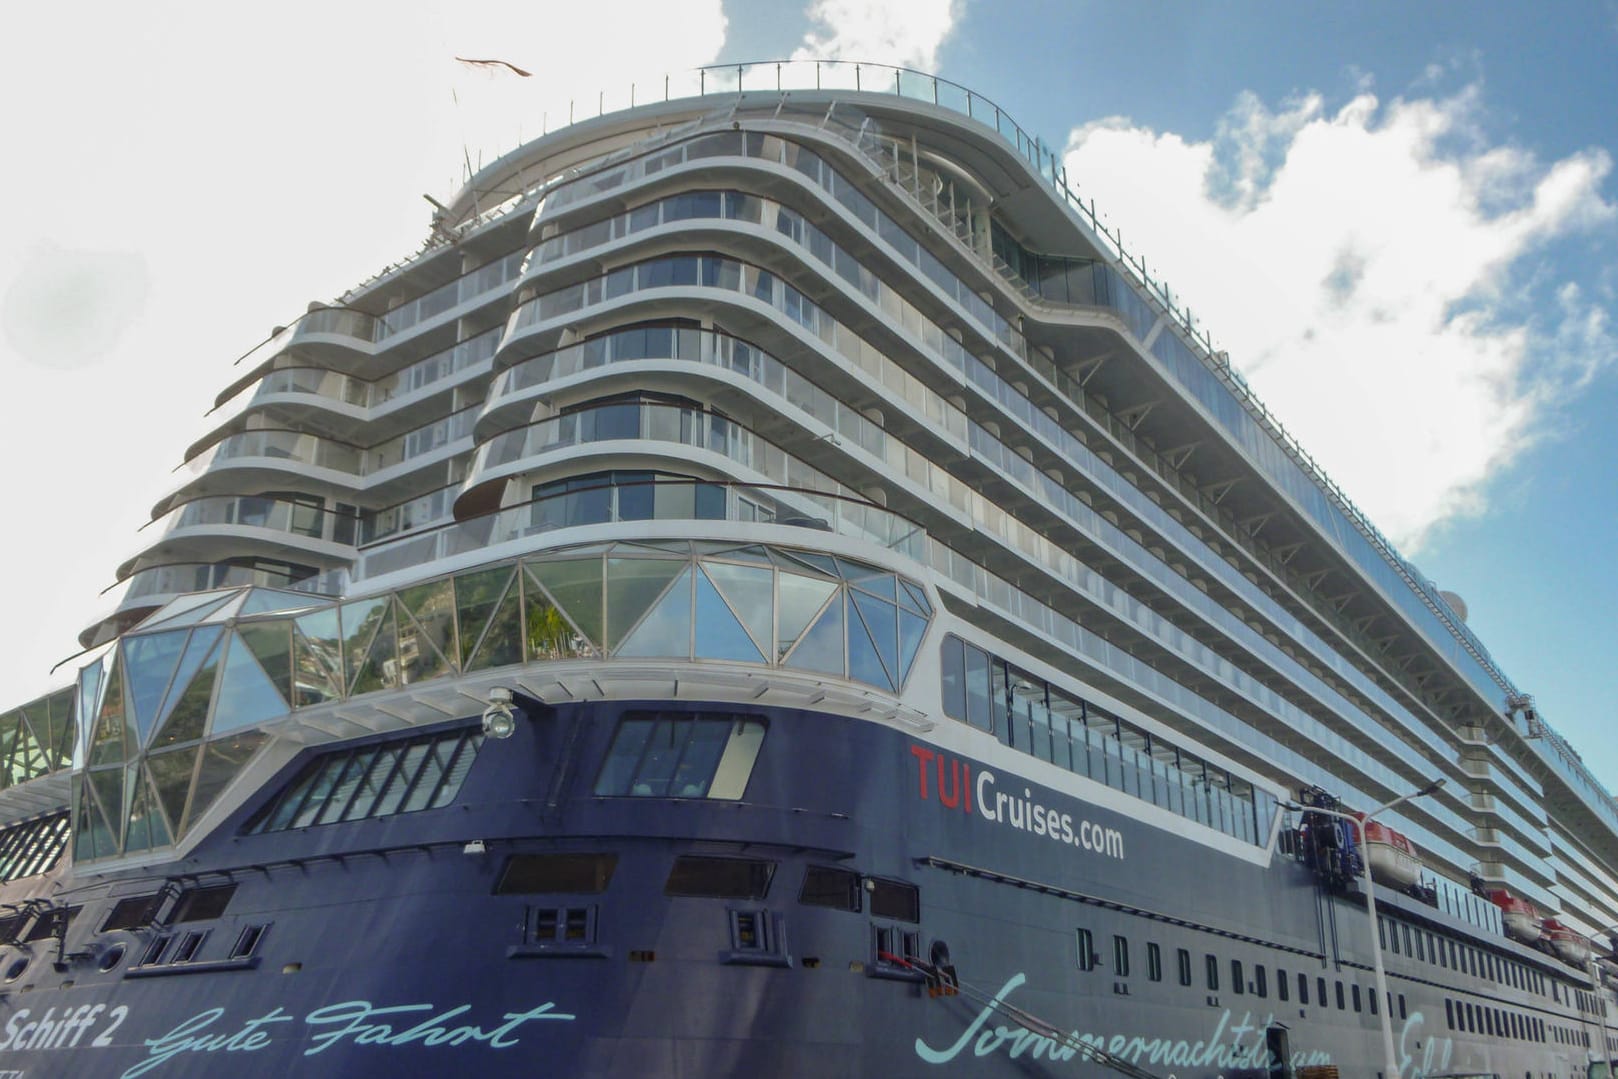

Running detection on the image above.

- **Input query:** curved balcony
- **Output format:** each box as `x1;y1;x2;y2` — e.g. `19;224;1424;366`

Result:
359;478;924;583
154;429;367;515
118;494;360;579
83;561;345;648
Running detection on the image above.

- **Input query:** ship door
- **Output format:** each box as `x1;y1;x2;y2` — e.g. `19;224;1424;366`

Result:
1265;1023;1292;1079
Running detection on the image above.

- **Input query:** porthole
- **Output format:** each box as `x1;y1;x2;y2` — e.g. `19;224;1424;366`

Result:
97;944;126;972
4;956;28;982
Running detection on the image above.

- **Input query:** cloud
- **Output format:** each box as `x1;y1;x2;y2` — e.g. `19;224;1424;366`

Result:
1061;86;1617;550
792;0;963;72
2;244;149;370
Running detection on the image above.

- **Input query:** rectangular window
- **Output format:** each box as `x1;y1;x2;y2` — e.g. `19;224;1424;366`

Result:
1298;973;1309;1005
1335;981;1345;1011
1389;921;1401;954
1177;948;1192;986
1278;969;1289;1002
174;885;236;923
1147;943;1162;982
868;879;920;923
940;637;965;722
1076;929;1096;972
1114;936;1130;978
1230;958;1244;995
664;856;775;899
101;894;162;933
1255;965;1267;998
595;713;766;799
1318;977;1327;1008
170;930;208;964
1206;954;1219;991
799;866;861;912
1352;984;1362;1012
230;924;268;959
495;853;618;894
1445;998;1455;1030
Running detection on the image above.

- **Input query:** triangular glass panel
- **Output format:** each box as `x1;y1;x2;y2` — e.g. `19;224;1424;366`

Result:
783;591;845;675
123;629;189;744
623;539;692;554
851;592;900;686
88;766;126;854
338;597;390;688
148;746;198;839
466;586;522;671
849;571;897;602
89;651;130;766
897;608;928;687
151;634;222;749
73;774;97;862
526;559;603;650
79;774;120;861
13;712;48;781
186;731;267;832
293;608;343;707
138;768;173;849
693;569;764;662
454;567;516;667
847;595;895;690
349;600;400;696
212;633;289;735
75;656;105;767
701;562;773;657
398;580;456;683
777;573;837;659
123;762;154;855
779;550;839;578
523;577;594;660
48;688;76;770
899;579;932;616
201;593;249;623
836;556;888;587
238;621;294;703
0;714;18;785
141;590;234;630
154;626;224;735
605;557;685;651
617;568;693;658
709;545;773;565
239;588;324;617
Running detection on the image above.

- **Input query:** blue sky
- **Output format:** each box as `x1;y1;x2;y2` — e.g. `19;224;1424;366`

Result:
1;1;1614;787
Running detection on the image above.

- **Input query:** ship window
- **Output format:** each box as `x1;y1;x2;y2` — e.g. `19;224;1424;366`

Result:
102;894;162;933
1402;924;1413;956
869;879;920;923
594;713;765;800
1205;954;1219;991
1445;998;1455;1029
140;935;172;967
1298;973;1308;1004
1277;968;1289;1002
1254;964;1266;998
1335;981;1345;1010
170;930;208;963
531;907;595;945
1318;977;1328;1008
24;905;79;942
1352;984;1362;1012
799;866;861;912
495;854;618;895
940;637;966;722
1416;932;1428;962
1114;936;1130;977
665;856;774;900
1177;948;1191;986
1388;920;1400;954
230;924;267;959
246;727;484;834
1076;929;1096;971
174;884;237;922
1399;995;1407;1020
1147;942;1162;982
1230;959;1243;995
0;811;71;882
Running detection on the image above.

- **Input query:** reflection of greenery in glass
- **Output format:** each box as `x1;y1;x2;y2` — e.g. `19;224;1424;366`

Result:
349;601;399;695
524;580;590;660
337;597;389;689
454;567;515;666
527;559;603;649
89;657;128;766
151;638;221;749
605;558;684;651
466;585;522;671
398;579;457;682
148;746;198;838
238;621;294;704
292;622;343;706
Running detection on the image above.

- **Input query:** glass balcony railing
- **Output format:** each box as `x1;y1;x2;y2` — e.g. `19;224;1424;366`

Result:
120;562;342;604
355;478;924;581
206;429;366;475
139;495;359;551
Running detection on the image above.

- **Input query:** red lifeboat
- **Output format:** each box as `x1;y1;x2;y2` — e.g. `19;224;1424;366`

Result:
1487;889;1545;944
1543;919;1593;967
1351;815;1423;889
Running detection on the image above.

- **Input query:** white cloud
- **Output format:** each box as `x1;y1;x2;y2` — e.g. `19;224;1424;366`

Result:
1062;86;1617;550
792;0;963;72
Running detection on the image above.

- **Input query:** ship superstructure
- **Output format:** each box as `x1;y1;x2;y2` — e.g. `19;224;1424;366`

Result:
0;62;1614;1077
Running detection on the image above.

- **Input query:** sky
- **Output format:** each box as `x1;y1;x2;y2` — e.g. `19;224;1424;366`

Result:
1;1;1614;786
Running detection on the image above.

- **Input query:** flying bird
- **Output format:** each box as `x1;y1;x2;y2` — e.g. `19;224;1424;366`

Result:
455;57;532;77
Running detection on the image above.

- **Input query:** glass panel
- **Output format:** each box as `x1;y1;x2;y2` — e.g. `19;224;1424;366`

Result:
349;600;400;694
707;719;765;800
212;633;290;734
780;550;838;578
897;609;928;686
526;558;604;650
151;634;222;749
237;622;293;704
89;652;129;766
122;763;157;854
338;597;390;688
138;768;174;849
465;584;522;671
88;766;125;853
605;557;685;651
428;735;480;808
185;731;267;833
851;592;899;684
617;568;693;658
239;588;322;616
289;757;346;828
398;579;457;680
143;593;233;629
341;746;401;821
700;561;774;656
314;749;378;825
595;717;656;796
122;629;189;742
776;573;836;659
401;740;451;811
154;626;224;737
693;569;764;662
148;745;199;838
373;742;430;817
668;717;732;796
899;578;932;616
783;591;844;675
522;574;593;659
846;595;894;690
292;608;342;707
630;718;684;795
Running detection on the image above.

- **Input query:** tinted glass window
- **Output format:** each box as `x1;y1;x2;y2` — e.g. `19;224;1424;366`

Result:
664;856;774;899
496;854;617;895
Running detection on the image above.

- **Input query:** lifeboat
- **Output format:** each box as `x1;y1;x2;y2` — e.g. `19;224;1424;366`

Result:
1487;889;1545;944
1353;815;1423;889
1544;919;1593;966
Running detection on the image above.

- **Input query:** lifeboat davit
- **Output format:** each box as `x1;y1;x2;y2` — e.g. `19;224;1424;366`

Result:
1352;815;1423;889
1487;889;1545;944
1544;919;1593;966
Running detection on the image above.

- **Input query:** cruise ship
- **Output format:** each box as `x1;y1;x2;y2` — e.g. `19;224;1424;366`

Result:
1;61;1615;1078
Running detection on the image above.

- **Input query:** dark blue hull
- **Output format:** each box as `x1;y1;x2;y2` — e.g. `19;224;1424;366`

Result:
0;701;1595;1077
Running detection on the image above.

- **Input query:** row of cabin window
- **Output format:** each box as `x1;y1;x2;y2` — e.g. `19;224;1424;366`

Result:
1444;998;1555;1045
1382;914;1564;1004
1075;929;1406;1018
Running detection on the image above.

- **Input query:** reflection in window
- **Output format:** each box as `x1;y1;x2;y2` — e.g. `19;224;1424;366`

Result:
0;811;70;882
594;713;765;800
664;855;774;899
